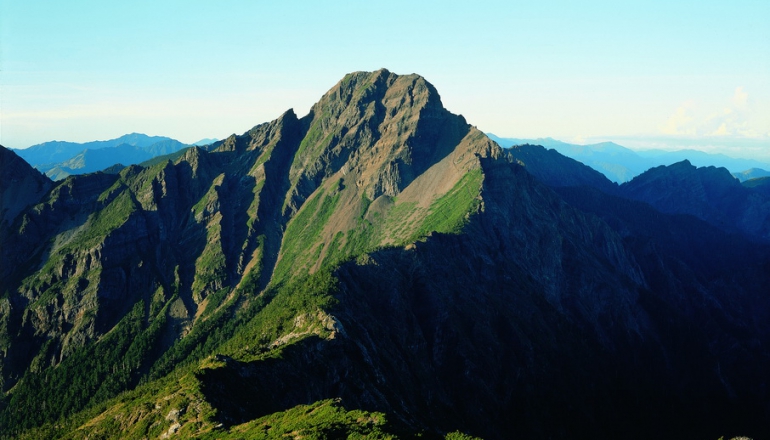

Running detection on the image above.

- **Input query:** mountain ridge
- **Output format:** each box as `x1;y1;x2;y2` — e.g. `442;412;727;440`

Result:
619;159;770;240
1;70;769;439
0;146;54;228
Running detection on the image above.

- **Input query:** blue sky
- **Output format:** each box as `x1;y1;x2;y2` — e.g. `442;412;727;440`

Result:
1;0;769;159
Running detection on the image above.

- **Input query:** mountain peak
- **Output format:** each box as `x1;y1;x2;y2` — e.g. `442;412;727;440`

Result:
5;70;770;439
670;158;693;168
620;158;768;237
283;69;478;209
640;159;737;185
328;69;444;114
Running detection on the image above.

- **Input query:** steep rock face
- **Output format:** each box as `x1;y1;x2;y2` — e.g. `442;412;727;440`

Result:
269;69;498;285
284;69;492;211
621;160;770;239
0;146;53;228
0;70;495;420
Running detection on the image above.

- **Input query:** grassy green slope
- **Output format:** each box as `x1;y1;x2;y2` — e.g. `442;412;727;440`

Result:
1;71;494;439
7;149;486;440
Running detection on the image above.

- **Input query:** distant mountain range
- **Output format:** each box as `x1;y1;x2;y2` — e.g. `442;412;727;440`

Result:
508;143;770;240
13;133;191;180
192;138;219;146
734;167;770;182
488;134;770;183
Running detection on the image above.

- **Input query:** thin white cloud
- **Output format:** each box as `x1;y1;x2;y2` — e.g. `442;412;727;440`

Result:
661;87;761;138
661;101;696;135
711;122;730;136
732;86;748;109
570;135;589;144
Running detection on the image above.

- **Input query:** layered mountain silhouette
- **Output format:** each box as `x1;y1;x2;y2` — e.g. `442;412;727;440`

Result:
1;70;769;439
489;135;651;183
734;167;770;182
620;160;770;240
491;134;770;184
192;138;220;147
506;143;770;242
639;148;770;175
14;134;189;180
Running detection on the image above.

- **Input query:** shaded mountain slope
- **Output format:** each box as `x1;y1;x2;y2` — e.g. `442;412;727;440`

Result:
620;160;770;240
505;143;618;194
744;176;770;194
1;70;769;440
488;135;653;182
0;146;53;228
639;149;770;174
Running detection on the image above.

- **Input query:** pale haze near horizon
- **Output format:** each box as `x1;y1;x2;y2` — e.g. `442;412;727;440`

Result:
1;0;768;160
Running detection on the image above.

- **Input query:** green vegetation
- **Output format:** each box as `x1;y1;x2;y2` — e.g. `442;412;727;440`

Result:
381;200;421;242
15;176;144;313
77;190;138;248
322;169;485;274
415;168;483;237
191;219;227;301
275;168;484;285
3;270;344;439
444;432;483;440
0;300;167;434
218;270;339;361
148;289;245;381
199;399;395;439
137;147;192;168
273;185;341;284
1;74;496;439
292;119;335;185
2;148;486;439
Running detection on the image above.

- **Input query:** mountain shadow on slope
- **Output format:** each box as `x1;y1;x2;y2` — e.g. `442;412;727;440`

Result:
2;70;770;440
620;160;770;240
0;146;53;228
505;143;619;194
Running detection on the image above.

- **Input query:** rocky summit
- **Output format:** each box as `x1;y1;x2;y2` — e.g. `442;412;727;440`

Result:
1;69;769;439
